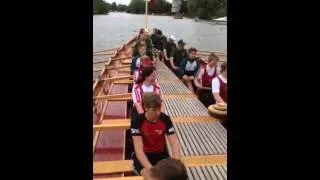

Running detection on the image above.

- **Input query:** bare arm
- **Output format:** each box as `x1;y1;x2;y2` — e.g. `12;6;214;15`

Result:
163;49;169;60
167;134;181;159
213;93;226;104
132;136;153;170
134;102;145;114
170;57;178;70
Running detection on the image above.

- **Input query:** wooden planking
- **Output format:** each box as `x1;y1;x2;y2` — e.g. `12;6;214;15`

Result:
93;177;143;180
113;79;133;84
107;65;130;70
94;160;133;174
93;155;227;175
94;93;132;100
99;75;133;82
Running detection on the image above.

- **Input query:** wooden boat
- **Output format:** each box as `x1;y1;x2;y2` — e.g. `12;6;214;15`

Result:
93;35;227;179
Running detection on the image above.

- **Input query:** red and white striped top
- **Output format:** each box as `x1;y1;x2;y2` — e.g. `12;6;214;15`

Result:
132;83;163;103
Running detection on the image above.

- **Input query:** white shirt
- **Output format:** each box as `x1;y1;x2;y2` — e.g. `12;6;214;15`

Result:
135;58;141;68
132;83;163;103
133;70;140;82
212;74;227;93
185;61;197;71
197;65;221;80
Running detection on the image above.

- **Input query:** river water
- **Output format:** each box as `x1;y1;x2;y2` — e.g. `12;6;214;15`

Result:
93;12;227;53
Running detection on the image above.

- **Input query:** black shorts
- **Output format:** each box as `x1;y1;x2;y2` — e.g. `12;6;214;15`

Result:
132;151;169;174
197;89;215;108
184;70;196;77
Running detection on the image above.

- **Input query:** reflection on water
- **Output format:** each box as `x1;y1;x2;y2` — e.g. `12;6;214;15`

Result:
93;12;227;53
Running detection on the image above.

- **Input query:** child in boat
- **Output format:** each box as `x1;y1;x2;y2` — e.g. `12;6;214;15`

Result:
178;47;200;92
131;44;148;74
131;92;181;176
132;66;163;116
212;61;227;104
195;53;220;107
169;39;188;75
132;39;153;61
142;158;188;180
133;56;153;83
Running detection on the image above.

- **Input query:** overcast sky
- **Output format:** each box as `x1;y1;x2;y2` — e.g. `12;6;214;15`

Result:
104;0;172;6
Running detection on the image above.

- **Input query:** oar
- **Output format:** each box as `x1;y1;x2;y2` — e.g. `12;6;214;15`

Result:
93;56;132;64
93;47;119;53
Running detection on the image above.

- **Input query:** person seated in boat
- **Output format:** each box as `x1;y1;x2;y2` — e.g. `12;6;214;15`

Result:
131;44;150;74
131;92;181;176
163;35;177;68
132;66;163;117
151;28;158;47
154;30;167;62
142;158;187;180
194;53;220;107
133;56;153;83
212;61;227;104
169;39;188;75
136;28;145;40
133;35;153;60
178;47;200;92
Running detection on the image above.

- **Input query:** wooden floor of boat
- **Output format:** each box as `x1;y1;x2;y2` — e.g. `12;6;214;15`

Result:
93;39;227;179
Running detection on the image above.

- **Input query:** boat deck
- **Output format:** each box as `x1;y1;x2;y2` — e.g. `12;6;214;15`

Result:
93;38;227;179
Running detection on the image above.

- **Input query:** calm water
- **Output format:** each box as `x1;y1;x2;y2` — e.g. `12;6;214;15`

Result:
93;12;227;53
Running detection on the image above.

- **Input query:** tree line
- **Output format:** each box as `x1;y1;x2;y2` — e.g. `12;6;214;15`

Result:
93;0;128;15
93;0;226;20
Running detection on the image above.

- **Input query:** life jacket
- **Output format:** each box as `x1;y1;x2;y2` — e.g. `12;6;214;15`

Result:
218;76;227;102
202;65;217;87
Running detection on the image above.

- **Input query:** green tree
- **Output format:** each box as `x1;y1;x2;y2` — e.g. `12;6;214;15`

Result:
127;0;146;14
117;4;128;12
93;0;111;14
111;2;117;11
186;0;226;19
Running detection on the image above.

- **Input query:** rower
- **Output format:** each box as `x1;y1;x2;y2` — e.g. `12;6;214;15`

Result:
131;44;148;74
178;47;200;92
133;33;153;59
169;39;188;75
132;66;164;118
133;56;153;83
195;53;220;107
163;35;177;68
212;61;227;104
142;158;188;180
131;92;181;177
154;29;167;62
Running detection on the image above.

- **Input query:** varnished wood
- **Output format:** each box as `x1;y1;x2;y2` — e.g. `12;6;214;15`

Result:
93;131;100;154
93;155;226;174
93;52;115;56
106;64;130;70
94;160;133;174
111;56;132;61
99;75;133;82
93;177;143;180
93;93;132;100
114;79;133;84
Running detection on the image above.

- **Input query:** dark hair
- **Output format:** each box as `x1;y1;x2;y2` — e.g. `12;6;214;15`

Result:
188;47;197;53
139;28;145;34
157;29;162;36
142;92;162;109
221;61;227;73
150;158;188;180
136;66;156;84
208;52;219;62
